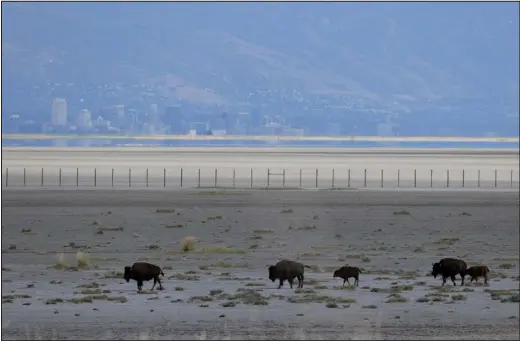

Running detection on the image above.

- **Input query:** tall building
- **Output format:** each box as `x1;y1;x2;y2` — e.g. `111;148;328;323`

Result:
51;98;68;126
149;103;160;126
76;109;93;130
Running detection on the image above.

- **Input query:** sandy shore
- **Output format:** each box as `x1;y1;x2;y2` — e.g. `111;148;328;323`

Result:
1;189;519;339
2;147;519;189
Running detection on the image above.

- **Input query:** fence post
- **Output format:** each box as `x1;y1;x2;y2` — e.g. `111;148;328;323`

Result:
112;169;114;187
414;169;417;188
511;169;513;188
299;169;302;188
447;170;450;188
315;169;318;188
179;169;182;188
380;169;383;188
348;169;351;188
94;168;97;187
282;169;286;188
462;169;465;188
267;169;270;188
23;168;26;187
332;169;335;188
233;169;236;188
76;168;79;187
164;168;167;188
250;168;253;188
364;169;367;187
477;170;481;188
59;168;62;187
397;169;400;188
198;169;201;188
41;168;44;187
5;168;8;187
430;169;433;188
146;168;149;187
129;169;132;187
214;169;218;188
494;170;497;188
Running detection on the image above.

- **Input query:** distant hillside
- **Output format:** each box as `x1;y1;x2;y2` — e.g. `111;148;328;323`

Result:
2;2;519;135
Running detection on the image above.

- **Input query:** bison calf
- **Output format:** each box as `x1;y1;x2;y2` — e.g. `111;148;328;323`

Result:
124;262;165;291
268;260;312;289
333;266;362;287
464;265;490;285
431;258;467;286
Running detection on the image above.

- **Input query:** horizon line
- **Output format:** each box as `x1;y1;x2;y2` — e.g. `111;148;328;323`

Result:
2;133;519;143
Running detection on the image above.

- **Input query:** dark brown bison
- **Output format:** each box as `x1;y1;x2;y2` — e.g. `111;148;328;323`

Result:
431;258;467;286
333;266;362;287
464;265;490;284
268;260;312;289
124;262;165;291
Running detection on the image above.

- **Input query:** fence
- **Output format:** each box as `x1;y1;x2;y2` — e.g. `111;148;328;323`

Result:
2;166;519;190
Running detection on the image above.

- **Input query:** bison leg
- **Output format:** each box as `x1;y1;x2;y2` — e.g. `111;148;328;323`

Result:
459;272;465;286
354;276;359;287
441;276;447;286
157;277;164;290
484;275;488;285
298;275;304;288
346;278;351;286
450;275;457;286
278;279;284;289
151;278;157;290
342;279;346;288
288;278;294;289
137;280;143;291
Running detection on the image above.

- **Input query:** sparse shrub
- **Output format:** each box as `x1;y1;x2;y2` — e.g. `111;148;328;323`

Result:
76;251;90;269
385;294;408;303
156;208;175;213
165;224;184;228
363;304;378;309
451;294;467;301
181;236;197;252
501;295;520;303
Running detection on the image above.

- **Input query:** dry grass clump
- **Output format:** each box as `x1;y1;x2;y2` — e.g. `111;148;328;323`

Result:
76;251;90;268
181;236;197;252
91;220;124;232
50;251;90;270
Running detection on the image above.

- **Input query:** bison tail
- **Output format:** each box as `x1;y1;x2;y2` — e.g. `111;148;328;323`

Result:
358;269;363;274
303;265;313;269
160;270;165;277
485;266;490;273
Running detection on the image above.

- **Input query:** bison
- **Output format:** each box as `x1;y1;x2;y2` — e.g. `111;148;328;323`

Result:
431;258;467;286
123;262;165;291
268;260;312;289
464;265;490;285
333;266;362;287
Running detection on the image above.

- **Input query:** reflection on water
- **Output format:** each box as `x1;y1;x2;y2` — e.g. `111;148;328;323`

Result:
1;138;519;149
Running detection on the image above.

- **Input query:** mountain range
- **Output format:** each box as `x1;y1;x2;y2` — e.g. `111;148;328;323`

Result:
2;2;519;136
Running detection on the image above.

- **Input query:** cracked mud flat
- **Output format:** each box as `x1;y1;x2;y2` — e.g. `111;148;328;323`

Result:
1;189;519;340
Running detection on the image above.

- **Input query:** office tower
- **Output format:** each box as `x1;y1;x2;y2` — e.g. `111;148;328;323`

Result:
76;109;93;130
51;98;68;126
149;103;160;126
